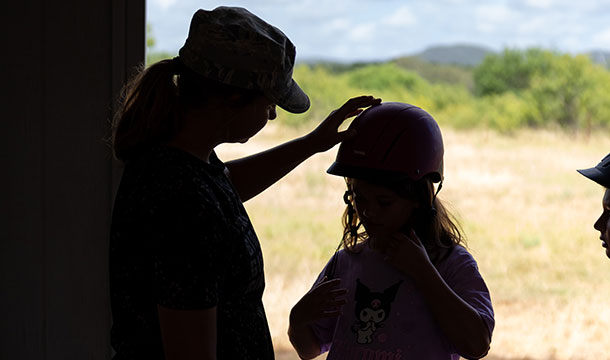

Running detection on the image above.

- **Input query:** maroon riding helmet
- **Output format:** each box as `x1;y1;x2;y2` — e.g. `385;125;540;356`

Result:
327;102;444;183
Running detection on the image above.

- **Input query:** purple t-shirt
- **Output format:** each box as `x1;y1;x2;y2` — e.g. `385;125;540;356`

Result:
309;242;494;360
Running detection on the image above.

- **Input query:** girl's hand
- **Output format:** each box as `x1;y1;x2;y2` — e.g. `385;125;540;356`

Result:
305;95;381;153
383;229;433;279
289;277;348;329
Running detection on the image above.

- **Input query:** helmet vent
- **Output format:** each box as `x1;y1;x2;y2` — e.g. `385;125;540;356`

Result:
381;128;408;164
353;150;366;158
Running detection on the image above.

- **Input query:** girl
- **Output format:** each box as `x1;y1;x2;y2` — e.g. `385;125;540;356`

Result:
109;6;380;360
288;102;494;360
578;153;610;259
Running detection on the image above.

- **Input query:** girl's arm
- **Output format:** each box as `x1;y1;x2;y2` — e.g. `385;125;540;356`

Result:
225;96;380;202
288;278;348;360
411;259;491;359
384;230;491;359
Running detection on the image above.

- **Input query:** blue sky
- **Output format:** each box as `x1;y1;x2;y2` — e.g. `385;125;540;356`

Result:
147;0;610;63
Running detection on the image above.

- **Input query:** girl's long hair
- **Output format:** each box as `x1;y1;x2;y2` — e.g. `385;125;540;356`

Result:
111;59;261;163
340;176;465;264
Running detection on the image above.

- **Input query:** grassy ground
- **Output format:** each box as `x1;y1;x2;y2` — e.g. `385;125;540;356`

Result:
217;123;610;360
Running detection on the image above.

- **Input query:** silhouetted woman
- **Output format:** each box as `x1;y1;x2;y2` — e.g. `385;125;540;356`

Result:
109;6;380;359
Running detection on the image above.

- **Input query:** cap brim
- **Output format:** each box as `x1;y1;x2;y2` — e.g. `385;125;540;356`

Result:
272;79;310;114
577;168;610;188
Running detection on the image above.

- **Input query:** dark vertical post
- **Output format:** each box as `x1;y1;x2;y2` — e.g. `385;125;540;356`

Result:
0;1;144;358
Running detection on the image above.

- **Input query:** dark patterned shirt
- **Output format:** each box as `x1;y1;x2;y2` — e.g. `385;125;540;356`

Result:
109;146;273;359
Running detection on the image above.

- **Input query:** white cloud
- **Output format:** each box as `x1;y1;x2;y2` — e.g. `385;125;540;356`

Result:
347;22;377;42
474;3;518;33
519;0;603;12
382;6;417;28
146;0;610;61
516;15;549;34
522;0;554;9
153;0;178;10
329;43;356;59
279;0;352;21
476;3;515;23
592;28;610;47
560;35;585;53
319;18;351;36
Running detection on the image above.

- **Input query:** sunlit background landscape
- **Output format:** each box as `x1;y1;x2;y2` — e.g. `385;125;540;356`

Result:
217;125;610;360
148;1;610;358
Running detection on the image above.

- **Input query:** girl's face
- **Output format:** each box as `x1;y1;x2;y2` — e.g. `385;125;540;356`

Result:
226;95;277;143
593;188;610;259
352;179;419;241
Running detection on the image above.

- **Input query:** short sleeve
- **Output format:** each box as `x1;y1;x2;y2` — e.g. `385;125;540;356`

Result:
441;246;495;339
152;192;225;310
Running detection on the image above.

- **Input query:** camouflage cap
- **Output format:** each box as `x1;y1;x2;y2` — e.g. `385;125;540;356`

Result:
178;6;310;114
578;152;610;188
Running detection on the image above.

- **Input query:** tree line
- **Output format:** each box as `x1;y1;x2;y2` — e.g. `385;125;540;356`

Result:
147;47;610;133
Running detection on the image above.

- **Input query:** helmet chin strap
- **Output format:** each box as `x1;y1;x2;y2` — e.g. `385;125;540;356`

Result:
430;181;443;217
343;189;363;237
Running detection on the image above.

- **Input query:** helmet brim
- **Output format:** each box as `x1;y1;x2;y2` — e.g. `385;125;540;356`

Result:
327;162;442;183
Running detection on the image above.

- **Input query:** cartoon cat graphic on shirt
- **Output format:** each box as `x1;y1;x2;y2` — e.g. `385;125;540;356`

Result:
352;279;402;344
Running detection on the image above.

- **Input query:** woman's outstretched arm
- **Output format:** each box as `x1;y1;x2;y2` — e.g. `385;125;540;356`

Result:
157;305;217;360
226;96;381;202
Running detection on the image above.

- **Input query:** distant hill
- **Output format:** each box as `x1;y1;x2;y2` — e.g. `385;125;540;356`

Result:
409;45;610;69
414;44;496;67
392;55;475;91
589;50;610;68
297;43;610;71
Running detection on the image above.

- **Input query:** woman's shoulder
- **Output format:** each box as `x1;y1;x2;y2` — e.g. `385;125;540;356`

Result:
118;148;222;212
129;146;225;186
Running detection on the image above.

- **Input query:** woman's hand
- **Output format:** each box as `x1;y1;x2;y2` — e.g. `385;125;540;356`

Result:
382;229;433;279
305;95;381;153
290;278;348;328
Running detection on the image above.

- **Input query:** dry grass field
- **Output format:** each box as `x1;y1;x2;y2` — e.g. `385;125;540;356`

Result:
217;123;610;360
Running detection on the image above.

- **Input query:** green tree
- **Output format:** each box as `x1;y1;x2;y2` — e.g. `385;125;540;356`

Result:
524;54;610;129
145;23;174;66
344;63;427;93
146;23;156;50
474;48;610;131
473;48;551;96
393;56;475;92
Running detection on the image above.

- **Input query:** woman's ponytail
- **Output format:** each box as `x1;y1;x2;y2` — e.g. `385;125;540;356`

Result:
112;59;180;163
